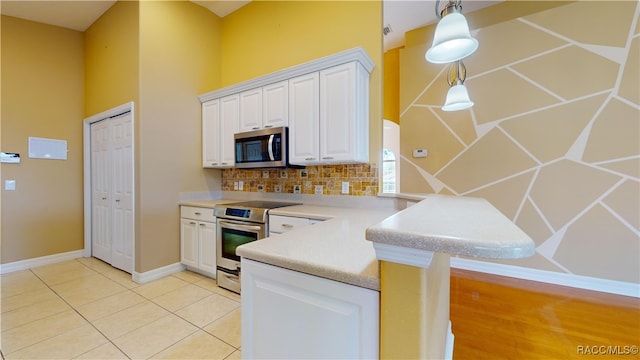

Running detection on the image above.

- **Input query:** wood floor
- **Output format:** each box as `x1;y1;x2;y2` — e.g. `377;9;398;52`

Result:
449;269;640;359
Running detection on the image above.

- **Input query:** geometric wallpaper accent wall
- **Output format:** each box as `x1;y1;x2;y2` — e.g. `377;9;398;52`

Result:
399;2;639;284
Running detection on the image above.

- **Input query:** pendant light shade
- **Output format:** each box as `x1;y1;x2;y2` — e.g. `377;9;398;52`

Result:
442;83;474;111
442;61;473;112
425;1;478;64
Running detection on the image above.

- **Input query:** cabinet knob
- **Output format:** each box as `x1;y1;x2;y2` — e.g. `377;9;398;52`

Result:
252;127;260;130
199;223;206;226
195;212;201;215
282;224;294;228
322;156;334;160
264;125;273;128
190;221;196;225
305;157;315;161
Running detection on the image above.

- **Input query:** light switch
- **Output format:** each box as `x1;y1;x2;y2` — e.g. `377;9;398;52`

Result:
5;180;16;191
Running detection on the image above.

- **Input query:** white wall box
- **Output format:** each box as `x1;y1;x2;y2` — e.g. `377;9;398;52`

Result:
180;206;217;277
241;258;379;359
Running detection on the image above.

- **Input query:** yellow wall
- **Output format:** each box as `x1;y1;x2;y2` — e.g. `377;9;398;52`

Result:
137;1;221;272
383;48;400;124
220;0;383;165
1;16;85;262
84;0;221;273
84;1;139;117
398;2;639;284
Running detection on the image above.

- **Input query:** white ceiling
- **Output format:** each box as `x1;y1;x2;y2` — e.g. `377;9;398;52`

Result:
0;0;499;50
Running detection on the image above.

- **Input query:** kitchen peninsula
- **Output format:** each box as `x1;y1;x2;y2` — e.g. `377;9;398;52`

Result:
237;194;534;359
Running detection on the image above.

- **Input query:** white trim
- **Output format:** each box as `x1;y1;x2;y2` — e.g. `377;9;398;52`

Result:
451;258;640;298
0;250;84;274
83;102;135;268
198;47;375;103
445;321;455;360
132;262;186;284
372;242;434;268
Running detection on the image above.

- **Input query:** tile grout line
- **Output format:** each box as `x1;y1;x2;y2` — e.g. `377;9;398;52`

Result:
27;260;134;359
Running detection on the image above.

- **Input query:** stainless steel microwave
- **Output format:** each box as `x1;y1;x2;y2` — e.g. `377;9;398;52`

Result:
234;127;289;168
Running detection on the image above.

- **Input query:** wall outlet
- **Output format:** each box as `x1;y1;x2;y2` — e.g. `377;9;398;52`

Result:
293;185;301;194
274;184;282;193
341;181;349;194
233;181;239;190
238;181;244;191
263;171;269;179
314;185;323;195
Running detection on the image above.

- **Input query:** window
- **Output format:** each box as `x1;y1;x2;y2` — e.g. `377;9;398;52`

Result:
382;148;396;193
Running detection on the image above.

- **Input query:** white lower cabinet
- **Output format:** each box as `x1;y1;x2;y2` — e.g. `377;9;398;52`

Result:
241;258;379;359
180;206;216;277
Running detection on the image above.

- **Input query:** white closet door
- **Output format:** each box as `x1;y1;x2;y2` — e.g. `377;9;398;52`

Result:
90;112;134;273
110;113;134;273
91;120;112;263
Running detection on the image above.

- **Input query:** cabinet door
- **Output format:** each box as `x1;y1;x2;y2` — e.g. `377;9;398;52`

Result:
320;62;368;163
239;88;263;132
180;218;198;268
220;94;239;167
289;73;319;165
198;221;217;276
202;100;220;168
242;259;379;359
263;81;289;129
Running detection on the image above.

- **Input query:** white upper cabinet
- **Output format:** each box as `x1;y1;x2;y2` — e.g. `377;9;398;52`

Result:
289;62;369;166
202;99;220;168
239;81;289;132
199;47;374;168
220;94;239;167
289;73;320;164
202;95;238;168
262;80;289;129
320;62;369;164
239;88;263;132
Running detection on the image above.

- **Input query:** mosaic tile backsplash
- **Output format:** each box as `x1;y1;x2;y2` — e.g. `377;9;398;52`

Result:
222;164;378;196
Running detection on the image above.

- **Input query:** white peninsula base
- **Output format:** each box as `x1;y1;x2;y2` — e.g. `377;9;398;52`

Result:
241;258;379;359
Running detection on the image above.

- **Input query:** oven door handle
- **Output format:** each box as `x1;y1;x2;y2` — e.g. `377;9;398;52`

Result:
219;220;262;232
268;134;275;161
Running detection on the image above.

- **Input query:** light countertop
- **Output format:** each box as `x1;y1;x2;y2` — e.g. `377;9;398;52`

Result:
366;194;535;259
237;205;397;291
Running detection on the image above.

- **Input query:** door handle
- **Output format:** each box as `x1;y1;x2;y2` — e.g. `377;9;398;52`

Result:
268;134;275;161
219;221;262;232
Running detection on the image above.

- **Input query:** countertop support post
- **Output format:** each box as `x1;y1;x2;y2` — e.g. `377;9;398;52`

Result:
380;253;452;359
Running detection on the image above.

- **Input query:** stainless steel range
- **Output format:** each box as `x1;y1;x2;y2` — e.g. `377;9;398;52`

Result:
213;200;300;293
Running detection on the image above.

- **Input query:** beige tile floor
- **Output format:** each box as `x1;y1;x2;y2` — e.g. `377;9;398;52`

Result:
0;257;242;359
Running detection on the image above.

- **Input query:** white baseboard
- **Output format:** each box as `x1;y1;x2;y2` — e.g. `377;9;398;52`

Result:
451;258;640;298
0;250;85;275
132;262;186;284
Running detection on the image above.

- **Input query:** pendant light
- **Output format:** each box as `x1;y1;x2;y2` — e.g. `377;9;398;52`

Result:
442;61;473;111
425;0;478;64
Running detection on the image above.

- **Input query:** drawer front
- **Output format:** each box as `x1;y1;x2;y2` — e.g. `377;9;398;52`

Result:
181;206;216;222
269;215;310;234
